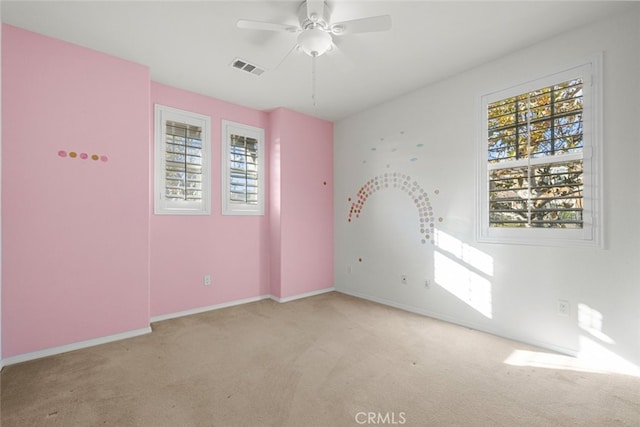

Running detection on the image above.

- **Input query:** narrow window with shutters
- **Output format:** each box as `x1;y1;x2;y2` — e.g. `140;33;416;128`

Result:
154;105;211;215
165;121;204;202
229;135;259;206
222;120;265;215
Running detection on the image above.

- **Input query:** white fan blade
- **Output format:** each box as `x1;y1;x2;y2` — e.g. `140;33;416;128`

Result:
306;0;325;23
325;43;355;71
331;15;392;35
237;19;300;33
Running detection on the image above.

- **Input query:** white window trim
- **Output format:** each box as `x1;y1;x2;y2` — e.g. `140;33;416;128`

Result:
476;54;603;247
221;120;265;216
154;104;211;215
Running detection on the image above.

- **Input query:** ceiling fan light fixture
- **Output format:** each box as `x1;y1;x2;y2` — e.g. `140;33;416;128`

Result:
297;28;332;57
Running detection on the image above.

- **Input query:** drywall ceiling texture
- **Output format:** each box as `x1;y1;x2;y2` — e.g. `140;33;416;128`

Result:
334;8;640;372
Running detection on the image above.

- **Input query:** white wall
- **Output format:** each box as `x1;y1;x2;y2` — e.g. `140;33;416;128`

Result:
334;8;640;370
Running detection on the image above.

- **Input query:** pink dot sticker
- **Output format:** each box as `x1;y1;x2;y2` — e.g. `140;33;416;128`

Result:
58;150;67;157
80;153;88;160
100;155;109;162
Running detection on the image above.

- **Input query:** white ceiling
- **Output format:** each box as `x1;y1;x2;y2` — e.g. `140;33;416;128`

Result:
2;1;635;122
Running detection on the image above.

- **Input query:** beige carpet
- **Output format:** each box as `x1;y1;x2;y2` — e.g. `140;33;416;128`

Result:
1;292;638;426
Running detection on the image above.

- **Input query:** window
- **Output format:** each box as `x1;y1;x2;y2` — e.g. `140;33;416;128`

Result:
154;105;211;215
221;120;265;215
477;56;602;246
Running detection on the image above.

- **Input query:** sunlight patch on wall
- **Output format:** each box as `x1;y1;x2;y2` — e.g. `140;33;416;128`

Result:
434;229;493;276
505;304;639;377
578;303;614;344
433;230;493;318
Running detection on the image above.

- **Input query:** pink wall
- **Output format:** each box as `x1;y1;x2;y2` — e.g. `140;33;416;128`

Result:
2;25;150;357
269;110;283;298
149;82;271;317
1;23;334;360
269;108;334;299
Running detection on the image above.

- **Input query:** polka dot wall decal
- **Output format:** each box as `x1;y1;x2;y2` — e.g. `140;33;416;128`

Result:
410;157;418;162
57;150;109;163
416;143;424;148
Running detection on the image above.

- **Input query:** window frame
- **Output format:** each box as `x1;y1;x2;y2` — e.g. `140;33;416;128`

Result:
154;104;211;215
221;120;265;216
476;54;603;247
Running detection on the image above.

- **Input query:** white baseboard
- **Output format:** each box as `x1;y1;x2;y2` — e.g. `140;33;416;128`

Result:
1;288;337;367
336;288;579;358
152;288;336;323
150;294;272;323
270;287;335;303
2;326;152;367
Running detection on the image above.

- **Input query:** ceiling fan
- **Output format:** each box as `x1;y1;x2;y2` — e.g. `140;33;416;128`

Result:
237;0;392;58
237;1;391;105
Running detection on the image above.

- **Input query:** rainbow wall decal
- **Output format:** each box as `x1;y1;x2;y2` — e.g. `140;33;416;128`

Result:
348;172;439;245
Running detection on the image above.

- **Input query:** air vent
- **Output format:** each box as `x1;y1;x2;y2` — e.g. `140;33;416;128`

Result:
231;58;265;76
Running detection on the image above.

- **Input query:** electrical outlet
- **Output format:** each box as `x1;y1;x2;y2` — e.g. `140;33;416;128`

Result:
557;299;570;316
425;279;431;289
204;275;212;286
401;274;408;284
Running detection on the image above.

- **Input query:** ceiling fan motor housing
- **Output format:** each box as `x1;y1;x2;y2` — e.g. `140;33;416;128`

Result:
298;1;331;30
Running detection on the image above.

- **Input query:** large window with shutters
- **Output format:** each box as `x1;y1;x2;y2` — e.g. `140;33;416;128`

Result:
222;120;265;215
477;56;602;246
154;105;211;215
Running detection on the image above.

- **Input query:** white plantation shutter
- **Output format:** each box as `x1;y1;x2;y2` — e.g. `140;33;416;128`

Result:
155;105;211;215
229;135;259;205
487;78;584;228
164;121;204;202
477;56;602;246
222;121;265;215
